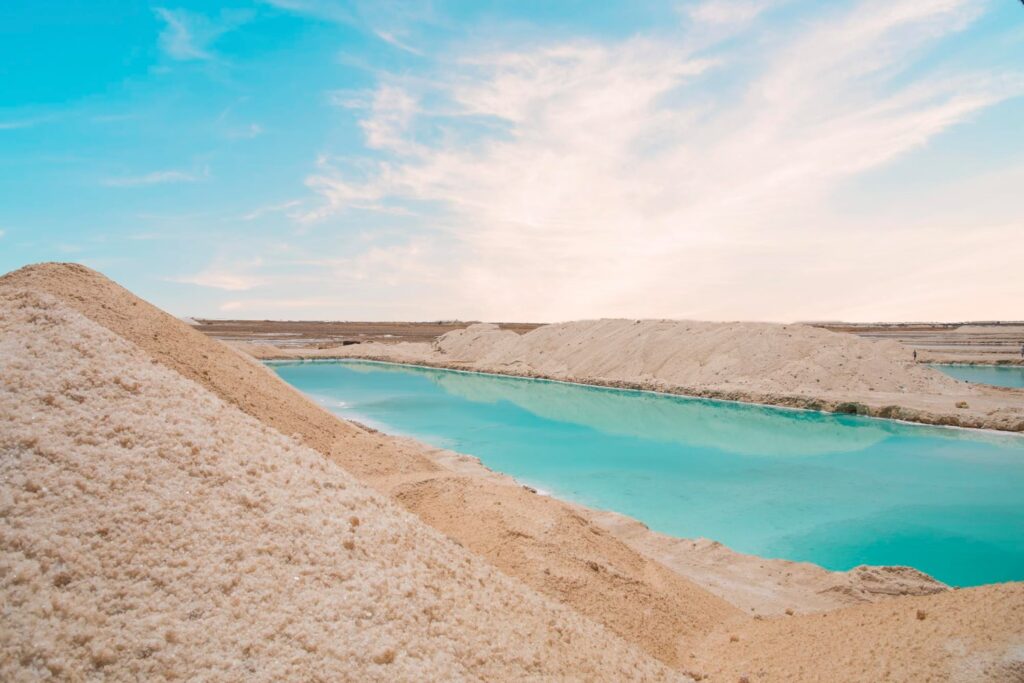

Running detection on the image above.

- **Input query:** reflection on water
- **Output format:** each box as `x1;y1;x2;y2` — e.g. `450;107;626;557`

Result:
271;359;1024;587
429;368;894;456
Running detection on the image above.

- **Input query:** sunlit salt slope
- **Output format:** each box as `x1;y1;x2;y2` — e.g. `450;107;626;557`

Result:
434;320;963;395
0;288;679;681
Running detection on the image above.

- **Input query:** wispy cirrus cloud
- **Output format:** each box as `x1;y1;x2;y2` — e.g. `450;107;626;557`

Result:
124;232;168;241
374;29;423;56
359;85;420;151
154;7;251;61
227;122;265;139
240;199;303;221
155;8;213;60
102;168;207;187
263;0;434;54
684;0;773;26
219;296;336;313
260;0;353;23
295;0;1022;322
0;117;49;131
170;259;267;291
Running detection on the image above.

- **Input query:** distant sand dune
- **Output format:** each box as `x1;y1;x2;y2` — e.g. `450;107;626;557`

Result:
433;319;956;394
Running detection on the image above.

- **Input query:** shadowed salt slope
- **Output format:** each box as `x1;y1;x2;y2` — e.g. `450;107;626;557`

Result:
0;289;681;681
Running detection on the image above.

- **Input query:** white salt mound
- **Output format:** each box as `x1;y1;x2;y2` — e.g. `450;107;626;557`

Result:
434;319;964;396
0;289;680;682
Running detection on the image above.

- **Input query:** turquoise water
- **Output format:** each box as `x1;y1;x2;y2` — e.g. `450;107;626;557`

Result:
272;360;1024;587
932;363;1024;389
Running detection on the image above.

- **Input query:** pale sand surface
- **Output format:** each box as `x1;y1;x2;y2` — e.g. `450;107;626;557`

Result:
811;322;1024;366
691;584;1024;683
586;508;946;616
0;287;681;681
246;320;1024;432
3;263;1023;681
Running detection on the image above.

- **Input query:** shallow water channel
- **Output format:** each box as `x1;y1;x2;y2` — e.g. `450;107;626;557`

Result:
932;363;1024;389
273;359;1024;587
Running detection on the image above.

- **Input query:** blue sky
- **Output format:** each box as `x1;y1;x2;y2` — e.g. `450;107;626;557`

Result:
1;0;1022;321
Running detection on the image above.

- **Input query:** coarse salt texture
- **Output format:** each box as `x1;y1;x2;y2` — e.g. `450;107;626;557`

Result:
0;288;682;682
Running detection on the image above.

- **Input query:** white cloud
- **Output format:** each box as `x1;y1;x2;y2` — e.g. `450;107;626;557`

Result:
102;169;206;187
0;117;47;130
297;0;1021;322
155;8;212;60
327;89;370;109
179;272;264;291
298;170;402;223
228;123;264;139
685;0;772;25
241;200;303;221
154;8;250;61
374;29;423;56
307;239;446;287
171;260;267;291
261;0;352;23
360;85;419;151
219;297;332;313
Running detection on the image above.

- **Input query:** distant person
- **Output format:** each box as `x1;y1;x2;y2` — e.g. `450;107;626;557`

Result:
912;350;917;361
1020;342;1023;359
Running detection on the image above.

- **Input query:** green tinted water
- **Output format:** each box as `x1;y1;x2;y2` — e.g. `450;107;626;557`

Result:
272;360;1024;587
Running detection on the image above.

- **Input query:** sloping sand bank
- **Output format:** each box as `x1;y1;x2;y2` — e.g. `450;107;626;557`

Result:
0;264;743;669
256;320;1024;432
3;263;1022;681
692;583;1024;682
0;288;681;681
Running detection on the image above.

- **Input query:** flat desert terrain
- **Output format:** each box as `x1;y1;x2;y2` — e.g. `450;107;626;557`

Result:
813;322;1024;365
193;319;542;347
194;318;1024;365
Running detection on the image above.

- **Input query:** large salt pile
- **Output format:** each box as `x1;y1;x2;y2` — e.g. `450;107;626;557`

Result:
0;288;680;681
0;263;746;670
433;319;965;396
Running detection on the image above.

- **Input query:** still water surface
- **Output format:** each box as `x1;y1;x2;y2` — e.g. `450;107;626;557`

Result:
932;363;1024;389
273;360;1024;587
